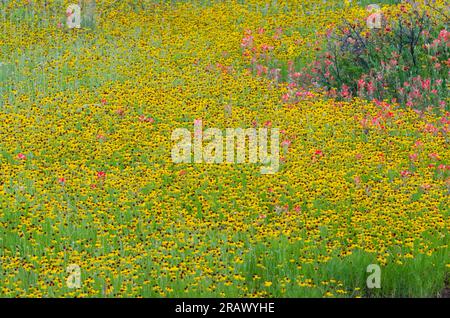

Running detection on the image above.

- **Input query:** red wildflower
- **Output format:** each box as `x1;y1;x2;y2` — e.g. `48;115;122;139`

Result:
97;171;106;179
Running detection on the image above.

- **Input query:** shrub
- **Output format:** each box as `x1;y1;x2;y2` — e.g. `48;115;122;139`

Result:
308;2;449;111
242;2;449;112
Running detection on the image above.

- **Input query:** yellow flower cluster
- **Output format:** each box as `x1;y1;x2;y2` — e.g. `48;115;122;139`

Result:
0;0;448;297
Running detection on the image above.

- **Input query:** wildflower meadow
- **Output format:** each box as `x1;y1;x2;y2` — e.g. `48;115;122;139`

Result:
0;0;449;298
